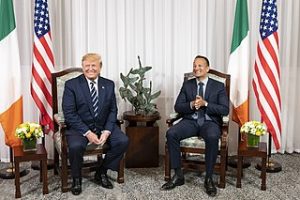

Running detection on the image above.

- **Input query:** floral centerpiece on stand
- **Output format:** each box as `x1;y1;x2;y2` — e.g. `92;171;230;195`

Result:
240;121;267;147
15;122;43;151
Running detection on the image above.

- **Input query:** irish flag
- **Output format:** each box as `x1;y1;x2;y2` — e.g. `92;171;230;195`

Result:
227;0;250;126
0;0;23;147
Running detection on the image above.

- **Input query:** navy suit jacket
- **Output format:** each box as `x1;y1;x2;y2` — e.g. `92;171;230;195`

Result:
174;77;229;125
62;74;118;135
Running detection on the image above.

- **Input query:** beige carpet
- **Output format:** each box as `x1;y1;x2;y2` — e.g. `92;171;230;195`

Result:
1;153;300;200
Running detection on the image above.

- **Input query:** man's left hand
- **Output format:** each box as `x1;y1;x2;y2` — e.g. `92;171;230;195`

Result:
195;95;207;109
99;130;111;145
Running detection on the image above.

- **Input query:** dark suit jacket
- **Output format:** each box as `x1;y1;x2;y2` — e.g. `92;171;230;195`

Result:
62;74;118;135
174;77;229;125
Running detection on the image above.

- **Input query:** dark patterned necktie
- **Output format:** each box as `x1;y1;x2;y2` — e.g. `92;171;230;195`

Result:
90;81;99;118
197;82;205;126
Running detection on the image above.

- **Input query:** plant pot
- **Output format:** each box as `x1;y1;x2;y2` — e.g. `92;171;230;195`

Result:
247;134;260;147
22;139;37;152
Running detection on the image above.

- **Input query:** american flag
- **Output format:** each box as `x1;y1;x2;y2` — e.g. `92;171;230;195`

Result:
31;0;55;132
252;0;281;150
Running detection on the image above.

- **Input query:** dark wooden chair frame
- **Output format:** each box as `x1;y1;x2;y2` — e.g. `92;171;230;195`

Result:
52;68;125;192
164;69;230;188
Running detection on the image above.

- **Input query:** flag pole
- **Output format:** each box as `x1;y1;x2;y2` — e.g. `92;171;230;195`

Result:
256;133;282;173
0;147;29;179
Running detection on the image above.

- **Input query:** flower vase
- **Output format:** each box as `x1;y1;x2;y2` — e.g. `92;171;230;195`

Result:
22;139;37;152
247;133;260;147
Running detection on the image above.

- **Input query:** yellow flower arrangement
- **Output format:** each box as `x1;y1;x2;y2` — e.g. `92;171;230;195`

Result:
240;121;267;136
15;122;43;141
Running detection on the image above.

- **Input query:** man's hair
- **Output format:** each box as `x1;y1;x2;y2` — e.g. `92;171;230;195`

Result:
194;55;210;67
82;53;101;63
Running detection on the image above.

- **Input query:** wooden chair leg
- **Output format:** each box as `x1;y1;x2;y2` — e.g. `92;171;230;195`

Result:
261;157;267;190
117;155;125;183
61;153;69;192
225;151;228;171
164;144;171;181
219;150;226;188
53;148;59;175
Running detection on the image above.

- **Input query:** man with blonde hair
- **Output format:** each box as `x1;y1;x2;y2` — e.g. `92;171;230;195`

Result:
62;53;129;195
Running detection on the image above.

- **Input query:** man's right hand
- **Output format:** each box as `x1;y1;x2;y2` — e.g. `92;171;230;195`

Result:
86;132;101;145
194;95;202;110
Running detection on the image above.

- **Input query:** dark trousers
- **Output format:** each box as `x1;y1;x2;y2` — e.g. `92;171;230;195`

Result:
66;127;129;178
166;119;221;177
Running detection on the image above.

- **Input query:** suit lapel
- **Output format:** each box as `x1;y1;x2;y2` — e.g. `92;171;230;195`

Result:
97;77;106;114
205;78;212;100
191;78;198;98
79;75;95;116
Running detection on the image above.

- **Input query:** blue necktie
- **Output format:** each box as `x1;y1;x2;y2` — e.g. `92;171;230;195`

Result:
197;82;205;126
90;81;99;118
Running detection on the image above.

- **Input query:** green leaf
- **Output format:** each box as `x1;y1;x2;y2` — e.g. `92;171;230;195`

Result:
118;56;161;114
150;91;161;100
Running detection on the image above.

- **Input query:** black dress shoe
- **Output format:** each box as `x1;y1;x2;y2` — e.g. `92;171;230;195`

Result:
95;172;113;189
161;174;185;190
204;177;217;197
71;178;82;195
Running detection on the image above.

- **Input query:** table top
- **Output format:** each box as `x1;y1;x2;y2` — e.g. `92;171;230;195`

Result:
123;111;160;122
13;144;47;158
238;141;267;158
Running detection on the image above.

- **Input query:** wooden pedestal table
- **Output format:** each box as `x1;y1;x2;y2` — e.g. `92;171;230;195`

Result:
13;144;48;198
123;111;160;168
236;141;267;190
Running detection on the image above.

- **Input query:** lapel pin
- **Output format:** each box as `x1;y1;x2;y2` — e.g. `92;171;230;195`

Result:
102;86;105;89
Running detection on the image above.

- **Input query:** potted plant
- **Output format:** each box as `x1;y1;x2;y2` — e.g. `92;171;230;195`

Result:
15;122;43;151
119;56;161;115
240;121;267;147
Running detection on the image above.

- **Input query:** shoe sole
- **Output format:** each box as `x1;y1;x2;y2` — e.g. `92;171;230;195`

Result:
161;181;185;190
175;181;185;186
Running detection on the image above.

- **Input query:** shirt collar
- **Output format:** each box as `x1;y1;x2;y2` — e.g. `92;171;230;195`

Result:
196;77;208;85
86;77;99;85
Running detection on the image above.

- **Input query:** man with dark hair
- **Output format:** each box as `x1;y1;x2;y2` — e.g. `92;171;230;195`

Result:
161;55;229;197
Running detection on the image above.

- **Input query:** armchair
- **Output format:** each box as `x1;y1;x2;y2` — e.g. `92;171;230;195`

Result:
52;68;125;192
164;69;230;188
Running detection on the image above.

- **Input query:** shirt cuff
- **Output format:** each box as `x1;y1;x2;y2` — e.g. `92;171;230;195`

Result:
190;101;194;110
83;130;92;137
101;130;111;136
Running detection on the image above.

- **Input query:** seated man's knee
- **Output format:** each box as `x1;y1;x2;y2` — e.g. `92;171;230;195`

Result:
117;134;129;150
166;128;178;141
122;135;129;149
68;142;85;153
205;133;220;143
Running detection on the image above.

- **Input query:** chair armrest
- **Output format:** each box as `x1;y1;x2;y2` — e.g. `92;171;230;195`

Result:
117;119;124;126
54;113;123;127
222;115;229;126
53;113;68;154
166;113;181;127
54;113;66;128
220;115;229;148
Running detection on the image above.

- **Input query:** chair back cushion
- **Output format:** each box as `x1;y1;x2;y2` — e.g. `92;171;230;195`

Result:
52;68;83;116
52;68;82;154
